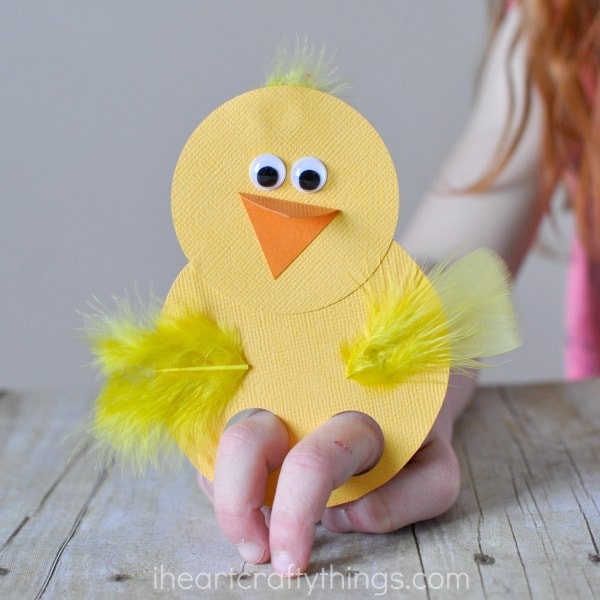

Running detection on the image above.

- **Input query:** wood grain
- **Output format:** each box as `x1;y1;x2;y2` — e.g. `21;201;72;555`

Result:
0;381;598;598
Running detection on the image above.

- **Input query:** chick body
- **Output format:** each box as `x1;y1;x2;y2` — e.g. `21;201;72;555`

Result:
89;74;516;505
163;242;448;506
164;85;448;505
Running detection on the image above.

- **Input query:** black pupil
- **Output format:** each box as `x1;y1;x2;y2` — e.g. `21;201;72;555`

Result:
299;169;320;191
256;166;279;187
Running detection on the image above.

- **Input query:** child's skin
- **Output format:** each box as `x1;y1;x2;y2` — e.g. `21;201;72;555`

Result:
199;6;545;575
198;376;475;574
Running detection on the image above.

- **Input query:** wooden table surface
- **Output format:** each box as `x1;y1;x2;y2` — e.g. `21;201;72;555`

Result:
0;380;599;599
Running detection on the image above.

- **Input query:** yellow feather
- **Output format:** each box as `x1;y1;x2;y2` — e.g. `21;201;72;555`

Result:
84;298;249;471
430;248;521;361
342;249;521;386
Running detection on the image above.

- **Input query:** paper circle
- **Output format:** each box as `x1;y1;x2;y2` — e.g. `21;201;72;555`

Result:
171;86;399;314
163;243;448;506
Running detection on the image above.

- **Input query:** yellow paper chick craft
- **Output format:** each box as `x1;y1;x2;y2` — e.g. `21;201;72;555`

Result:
87;43;520;506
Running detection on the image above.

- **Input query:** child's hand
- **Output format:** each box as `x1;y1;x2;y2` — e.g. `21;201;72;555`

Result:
196;377;473;575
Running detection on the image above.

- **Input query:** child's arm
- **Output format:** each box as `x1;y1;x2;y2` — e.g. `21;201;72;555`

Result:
402;4;545;275
201;5;546;575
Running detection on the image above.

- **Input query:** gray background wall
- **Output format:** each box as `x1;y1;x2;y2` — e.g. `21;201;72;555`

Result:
1;1;568;390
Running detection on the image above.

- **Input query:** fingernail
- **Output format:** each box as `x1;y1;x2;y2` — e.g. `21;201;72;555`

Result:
237;542;265;564
271;551;301;576
325;506;353;532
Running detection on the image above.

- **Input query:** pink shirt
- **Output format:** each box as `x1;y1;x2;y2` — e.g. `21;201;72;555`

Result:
505;0;599;380
563;49;598;379
566;234;600;379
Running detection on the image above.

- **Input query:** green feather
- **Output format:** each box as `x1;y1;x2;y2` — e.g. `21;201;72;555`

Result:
265;37;349;95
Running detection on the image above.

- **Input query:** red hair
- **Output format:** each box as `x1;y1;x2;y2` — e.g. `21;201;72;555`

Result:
477;0;600;258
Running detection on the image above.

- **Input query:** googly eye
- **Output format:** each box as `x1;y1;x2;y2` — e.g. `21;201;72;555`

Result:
249;154;286;190
291;157;327;193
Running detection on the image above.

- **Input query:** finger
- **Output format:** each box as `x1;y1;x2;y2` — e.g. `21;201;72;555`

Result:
196;409;268;504
322;434;460;533
269;411;383;574
213;410;289;564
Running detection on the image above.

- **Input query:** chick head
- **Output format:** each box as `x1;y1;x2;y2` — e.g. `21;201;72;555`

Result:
172;50;399;314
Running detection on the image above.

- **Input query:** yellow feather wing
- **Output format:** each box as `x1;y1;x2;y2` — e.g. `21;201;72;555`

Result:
342;248;521;386
85;299;249;470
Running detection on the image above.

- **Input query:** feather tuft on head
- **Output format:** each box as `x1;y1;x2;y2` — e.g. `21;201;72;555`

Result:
265;37;349;95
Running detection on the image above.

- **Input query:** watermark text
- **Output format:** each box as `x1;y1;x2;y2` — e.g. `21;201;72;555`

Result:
153;564;470;595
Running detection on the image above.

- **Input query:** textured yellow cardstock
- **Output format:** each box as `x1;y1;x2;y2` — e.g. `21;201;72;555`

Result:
164;86;448;506
171;87;398;314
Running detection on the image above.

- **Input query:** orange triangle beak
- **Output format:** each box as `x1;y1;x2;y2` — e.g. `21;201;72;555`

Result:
239;192;340;279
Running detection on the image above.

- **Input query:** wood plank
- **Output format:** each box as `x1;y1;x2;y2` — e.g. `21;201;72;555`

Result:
0;382;598;598
501;381;600;597
449;381;600;599
0;388;94;546
0;390;428;599
30;464;431;598
0;389;105;598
